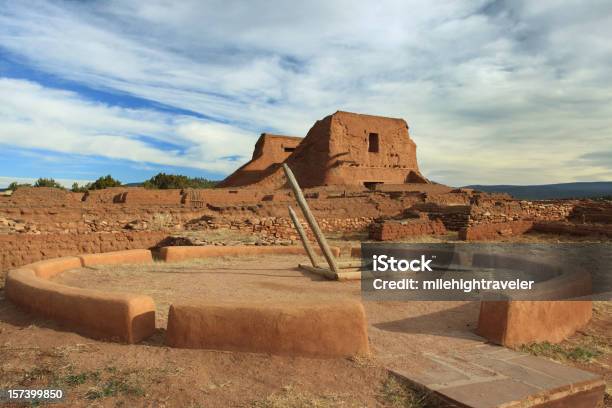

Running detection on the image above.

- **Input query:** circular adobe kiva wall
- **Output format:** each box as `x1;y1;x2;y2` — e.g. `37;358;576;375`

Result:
471;252;593;346
352;245;593;346
4;246;369;359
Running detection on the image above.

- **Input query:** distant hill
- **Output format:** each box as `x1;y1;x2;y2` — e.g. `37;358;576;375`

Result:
464;182;612;200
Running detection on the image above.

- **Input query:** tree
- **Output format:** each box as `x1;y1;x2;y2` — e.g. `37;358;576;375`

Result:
190;177;218;189
143;173;218;189
7;181;32;191
88;175;122;190
70;175;122;192
34;178;64;189
71;182;88;193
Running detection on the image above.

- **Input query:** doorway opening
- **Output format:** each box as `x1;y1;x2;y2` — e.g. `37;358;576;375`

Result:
364;181;383;190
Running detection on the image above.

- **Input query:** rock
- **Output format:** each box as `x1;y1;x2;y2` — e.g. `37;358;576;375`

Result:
125;220;148;231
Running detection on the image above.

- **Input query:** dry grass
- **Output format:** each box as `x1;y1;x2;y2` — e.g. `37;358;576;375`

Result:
251;385;358;408
250;376;451;408
519;342;603;363
0;341;183;405
517;301;611;406
377;375;449;408
519;302;610;365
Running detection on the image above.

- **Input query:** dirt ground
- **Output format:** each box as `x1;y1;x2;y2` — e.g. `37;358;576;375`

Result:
0;245;610;407
51;255;483;350
517;301;612;407
0;253;482;407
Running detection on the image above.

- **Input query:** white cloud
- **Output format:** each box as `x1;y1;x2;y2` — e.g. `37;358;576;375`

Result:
0;78;254;173
0;0;611;185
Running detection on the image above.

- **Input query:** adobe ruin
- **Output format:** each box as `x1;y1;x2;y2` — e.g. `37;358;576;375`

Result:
219;111;429;189
217;133;302;188
1;109;610;273
0;111;609;407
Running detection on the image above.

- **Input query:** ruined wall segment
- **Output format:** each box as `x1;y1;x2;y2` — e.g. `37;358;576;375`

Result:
0;231;167;276
10;187;84;205
217;133;302;188
569;201;612;223
321;111;425;187
219;111;429;189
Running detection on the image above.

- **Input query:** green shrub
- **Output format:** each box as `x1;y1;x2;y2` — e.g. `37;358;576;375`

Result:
143;173;217;189
71;182;88;193
33;178;64;189
7;181;32;191
71;175;122;192
88;175;122;190
6;179;65;190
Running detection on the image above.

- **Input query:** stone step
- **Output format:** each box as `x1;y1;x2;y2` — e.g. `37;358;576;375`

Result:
386;344;604;408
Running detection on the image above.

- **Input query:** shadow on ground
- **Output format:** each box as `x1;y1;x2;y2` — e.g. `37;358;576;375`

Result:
373;302;482;341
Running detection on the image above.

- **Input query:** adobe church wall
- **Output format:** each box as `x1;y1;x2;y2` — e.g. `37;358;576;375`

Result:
218;111;428;189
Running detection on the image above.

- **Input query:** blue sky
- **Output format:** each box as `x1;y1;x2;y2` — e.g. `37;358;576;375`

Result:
1;0;612;188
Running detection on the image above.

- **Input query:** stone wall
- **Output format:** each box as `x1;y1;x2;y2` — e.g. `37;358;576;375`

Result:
532;221;612;238
9;187;84;205
3;186;605;256
0;206;206;235
0;231;168;275
411;203;472;231
459;221;534;241
0;187;423;225
406;199;572;232
569;201;612;224
187;215;374;243
452;200;577;241
369;220;447;241
0;186;424;237
469;200;574;225
121;189;184;205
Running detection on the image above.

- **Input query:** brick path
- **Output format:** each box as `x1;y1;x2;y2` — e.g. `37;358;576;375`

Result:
383;343;604;407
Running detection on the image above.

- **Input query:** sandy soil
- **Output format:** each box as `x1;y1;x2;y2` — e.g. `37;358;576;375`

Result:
0;295;387;407
52;254;485;359
0;254;482;407
0;251;609;407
